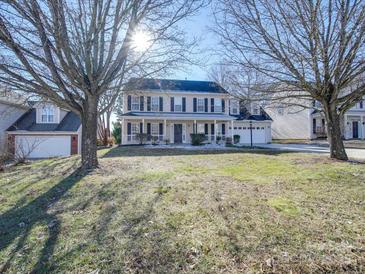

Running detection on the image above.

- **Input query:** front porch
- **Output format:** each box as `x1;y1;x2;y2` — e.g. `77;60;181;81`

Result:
120;117;235;145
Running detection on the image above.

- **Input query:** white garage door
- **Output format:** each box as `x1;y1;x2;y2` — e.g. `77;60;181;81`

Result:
232;125;267;144
15;135;71;158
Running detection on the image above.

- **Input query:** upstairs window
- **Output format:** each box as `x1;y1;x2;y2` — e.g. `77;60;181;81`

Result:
197;98;205;112
131;96;140;111
174;97;182;112
231;100;239;115
41;105;54;123
151;96;159;111
214;99;222;112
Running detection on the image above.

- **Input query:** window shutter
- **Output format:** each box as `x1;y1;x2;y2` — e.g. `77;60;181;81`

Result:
211;98;214;112
211;124;215;135
204;123;208;135
159;123;163;135
222;124;226;135
127;95;131;111
147;96;151;111
204;98;208;112
140;96;144;111
193;98;197;112
159;97;163;111
140;123;143;133
127;123;131;135
182;97;186;112
147;123;151;135
222;99;225;112
170;97;174;111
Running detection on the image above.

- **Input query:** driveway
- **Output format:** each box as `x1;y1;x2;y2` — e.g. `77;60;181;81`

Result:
258;143;365;161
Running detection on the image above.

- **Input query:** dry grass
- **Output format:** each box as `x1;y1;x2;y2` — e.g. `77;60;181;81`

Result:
0;146;364;273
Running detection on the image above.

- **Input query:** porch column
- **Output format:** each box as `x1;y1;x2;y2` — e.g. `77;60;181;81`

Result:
142;119;145;133
214;120;217;142
120;118;124;145
343;114;348;140
194;120;197;134
231;120;234;140
164;119;167;140
361;116;365;140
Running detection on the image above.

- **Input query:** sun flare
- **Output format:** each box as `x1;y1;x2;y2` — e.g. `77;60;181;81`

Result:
131;31;151;52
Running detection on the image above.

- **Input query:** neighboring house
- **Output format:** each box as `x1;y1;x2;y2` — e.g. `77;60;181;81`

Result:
119;78;272;145
266;98;365;140
0;99;28;154
6;102;81;158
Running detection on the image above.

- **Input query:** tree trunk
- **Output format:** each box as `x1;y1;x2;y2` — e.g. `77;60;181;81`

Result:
323;103;348;161
81;95;99;170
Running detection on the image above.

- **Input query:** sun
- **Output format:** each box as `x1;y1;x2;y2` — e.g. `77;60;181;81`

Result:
131;30;151;52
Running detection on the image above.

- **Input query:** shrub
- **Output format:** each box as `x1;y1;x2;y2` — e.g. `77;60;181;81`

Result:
233;135;240;144
190;133;205;146
151;136;159;145
112;123;121;144
225;137;232;145
164;139;170;145
136;133;149;145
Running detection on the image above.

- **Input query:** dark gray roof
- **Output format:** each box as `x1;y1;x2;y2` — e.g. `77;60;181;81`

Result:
232;107;272;121
7;109;81;132
124;78;228;94
121;112;235;120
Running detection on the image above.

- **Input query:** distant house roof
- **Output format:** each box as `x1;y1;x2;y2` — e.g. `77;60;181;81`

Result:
124;78;228;94
7;109;81;132
233;107;272;121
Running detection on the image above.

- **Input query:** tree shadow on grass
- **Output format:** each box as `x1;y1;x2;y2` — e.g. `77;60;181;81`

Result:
0;168;86;273
103;145;297;158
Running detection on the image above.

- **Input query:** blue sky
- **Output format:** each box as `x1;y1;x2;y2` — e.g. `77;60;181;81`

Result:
171;6;218;81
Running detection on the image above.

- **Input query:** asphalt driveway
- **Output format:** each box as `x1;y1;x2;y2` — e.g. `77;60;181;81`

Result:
258;143;365;161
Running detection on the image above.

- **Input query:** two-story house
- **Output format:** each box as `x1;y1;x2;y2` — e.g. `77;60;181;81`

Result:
119;79;272;145
6;102;81;158
266;97;365;140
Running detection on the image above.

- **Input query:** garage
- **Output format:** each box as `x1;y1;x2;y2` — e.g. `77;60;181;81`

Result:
15;135;71;158
230;122;270;144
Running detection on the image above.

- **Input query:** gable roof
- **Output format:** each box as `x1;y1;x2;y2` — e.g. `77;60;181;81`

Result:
233;107;272;121
7;109;81;132
124;78;228;94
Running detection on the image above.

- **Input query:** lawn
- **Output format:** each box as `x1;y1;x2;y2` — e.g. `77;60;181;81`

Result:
0;147;364;273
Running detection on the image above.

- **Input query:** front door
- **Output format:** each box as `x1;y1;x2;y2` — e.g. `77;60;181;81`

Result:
352;121;359;139
174;124;183;143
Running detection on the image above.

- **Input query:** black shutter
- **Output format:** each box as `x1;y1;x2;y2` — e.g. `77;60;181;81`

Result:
222;99;225;112
170;97;174;111
147;96;151;111
193;98;197;112
127;95;131;111
182;97;186;112
127;123;131;135
204;98;208;112
159;123;163;135
313;119;316;134
222;124;226;135
140;123;143;133
147;123;151;134
211;124;215;135
159;97;163;112
211;98;214;112
140;96;144;111
204;123;208;135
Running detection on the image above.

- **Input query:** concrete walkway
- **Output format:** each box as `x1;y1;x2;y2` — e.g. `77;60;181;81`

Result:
258;143;365;161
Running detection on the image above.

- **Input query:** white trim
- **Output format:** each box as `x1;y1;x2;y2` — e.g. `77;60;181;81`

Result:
6;130;80;135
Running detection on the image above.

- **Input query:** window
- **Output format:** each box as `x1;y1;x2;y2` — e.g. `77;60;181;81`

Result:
151;97;159;111
151;123;159;136
214;99;222;112
131;96;140;111
197;123;205;134
231;100;239;114
197;98;204;112
277;105;284;115
131;123;139;134
174;97;182;112
41;105;54;123
359;100;364;109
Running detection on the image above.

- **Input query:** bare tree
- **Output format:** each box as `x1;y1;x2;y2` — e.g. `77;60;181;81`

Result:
0;0;207;170
214;0;365;160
